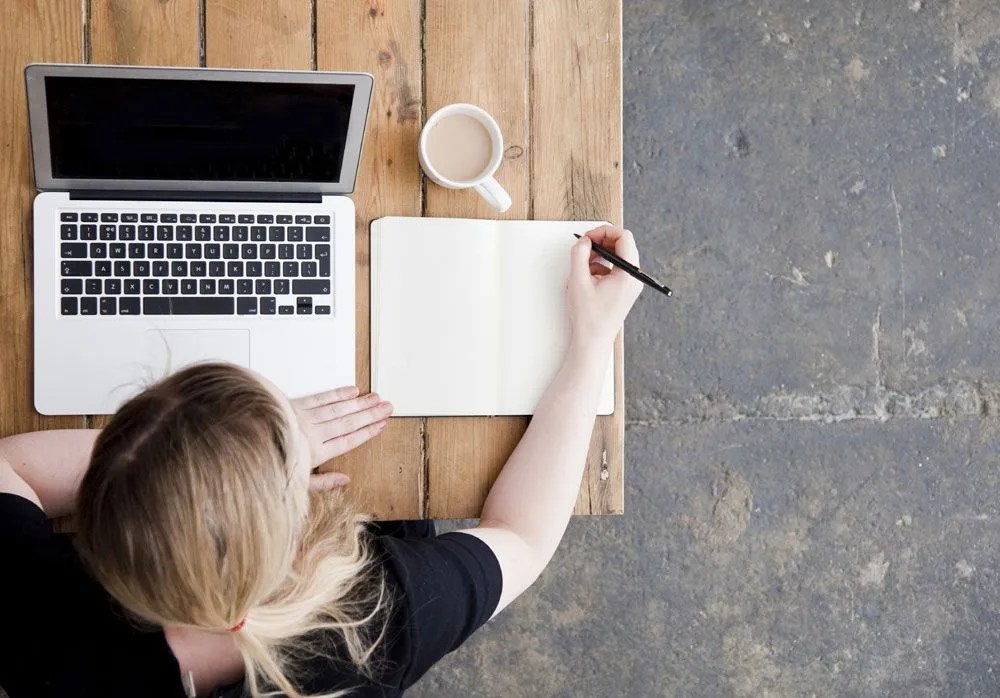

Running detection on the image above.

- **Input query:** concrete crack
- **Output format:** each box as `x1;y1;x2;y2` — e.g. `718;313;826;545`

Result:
890;185;907;367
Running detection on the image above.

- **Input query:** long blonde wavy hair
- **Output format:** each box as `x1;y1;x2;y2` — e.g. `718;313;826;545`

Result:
74;362;391;697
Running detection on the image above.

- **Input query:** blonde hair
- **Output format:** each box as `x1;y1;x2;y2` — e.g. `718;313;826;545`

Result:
75;362;391;697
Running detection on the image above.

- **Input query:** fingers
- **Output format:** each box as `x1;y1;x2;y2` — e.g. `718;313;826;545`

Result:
292;385;360;411
309;471;351;492
307;391;382;423
321;401;392;437
320;420;389;460
583;225;640;266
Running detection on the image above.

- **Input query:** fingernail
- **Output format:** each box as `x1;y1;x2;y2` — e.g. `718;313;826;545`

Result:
334;474;351;486
378;420;388;430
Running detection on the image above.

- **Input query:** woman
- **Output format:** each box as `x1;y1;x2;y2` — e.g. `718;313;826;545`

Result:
0;226;642;697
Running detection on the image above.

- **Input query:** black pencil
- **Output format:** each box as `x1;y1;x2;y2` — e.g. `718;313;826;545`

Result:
574;234;673;298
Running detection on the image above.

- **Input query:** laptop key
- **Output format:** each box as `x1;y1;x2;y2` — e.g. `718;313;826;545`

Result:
61;261;92;277
237;280;253;295
81;224;98;240
287;226;303;241
261;297;277;315
100;297;117;315
233;226;249;241
246;262;263;277
143;279;159;294
181;279;197;295
160;213;178;223
180;213;197;223
315;305;331;315
179;226;196;241
100;225;116;240
213;226;230;241
95;260;113;277
278;244;293;259
82;213;99;222
128;243;145;258
205;244;221;259
237;297;258;315
61;243;86;258
265;262;280;278
85;279;102;295
255;279;271;295
78;296;96;314
209;261;225;277
157;225;174;241
140;213;158;223
104;279;121;295
301;262;317;277
237;214;254;224
119;297;140;315
269;227;285;241
89;243;108;259
147;243;164;259
121;213;139;223
124;279;141;295
219;279;235;295
113;261;130;276
314;215;331;224
227;262;244;277
199;214;217;223
153;261;169;277
163;279;179;294
283;262;299;277
190;261;207;277
241;244;257;259
306;226;331;242
101;213;118;222
277;215;292;224
199;279;216;294
61;279;83;294
223;244;239;259
256;214;273;224
294;215;311;224
220;214;236;224
167;243;183;259
261;244;276;259
185;243;202;259
61;224;78;240
279;305;294;315
138;225;154;240
61;212;79;222
119;224;136;240
171;261;188;276
251;226;267;242
320;257;330;277
296;244;311;259
194;225;211;240
274;279;289;295
292;280;330;295
133;261;150;277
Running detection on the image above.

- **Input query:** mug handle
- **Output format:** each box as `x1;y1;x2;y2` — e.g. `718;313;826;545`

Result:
473;176;512;213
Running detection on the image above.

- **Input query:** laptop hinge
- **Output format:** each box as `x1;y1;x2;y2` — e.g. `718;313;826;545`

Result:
69;190;324;204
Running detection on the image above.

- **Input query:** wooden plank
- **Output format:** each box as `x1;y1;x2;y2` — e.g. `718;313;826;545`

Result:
90;0;199;65
423;0;530;519
533;0;624;514
0;2;85;438
205;0;311;69
316;0;424;519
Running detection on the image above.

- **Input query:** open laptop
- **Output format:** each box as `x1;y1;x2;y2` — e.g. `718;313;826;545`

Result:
25;64;373;415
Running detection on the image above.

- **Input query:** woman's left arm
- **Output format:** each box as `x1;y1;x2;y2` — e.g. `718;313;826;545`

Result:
0;430;99;518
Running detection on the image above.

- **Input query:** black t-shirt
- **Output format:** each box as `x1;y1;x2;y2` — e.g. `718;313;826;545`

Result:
0;493;501;697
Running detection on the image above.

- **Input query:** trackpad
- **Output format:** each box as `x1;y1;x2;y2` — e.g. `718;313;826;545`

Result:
145;330;250;374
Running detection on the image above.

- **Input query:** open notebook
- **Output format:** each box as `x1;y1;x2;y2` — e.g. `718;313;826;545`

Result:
371;217;615;416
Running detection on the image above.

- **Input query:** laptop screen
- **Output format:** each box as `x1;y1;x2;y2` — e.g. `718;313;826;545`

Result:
43;75;356;184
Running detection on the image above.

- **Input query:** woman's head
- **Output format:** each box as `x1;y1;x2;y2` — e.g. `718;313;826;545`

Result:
76;363;388;697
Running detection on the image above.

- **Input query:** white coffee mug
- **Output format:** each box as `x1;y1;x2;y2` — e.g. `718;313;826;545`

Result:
418;103;512;212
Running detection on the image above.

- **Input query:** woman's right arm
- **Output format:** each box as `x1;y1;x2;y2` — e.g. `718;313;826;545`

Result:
458;226;643;618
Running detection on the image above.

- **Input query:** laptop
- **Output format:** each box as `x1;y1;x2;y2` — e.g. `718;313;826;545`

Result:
25;64;373;415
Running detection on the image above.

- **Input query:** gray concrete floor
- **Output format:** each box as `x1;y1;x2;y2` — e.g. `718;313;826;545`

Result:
411;2;1000;696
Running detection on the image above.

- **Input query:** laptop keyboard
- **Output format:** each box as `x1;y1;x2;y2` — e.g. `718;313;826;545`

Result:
57;210;333;317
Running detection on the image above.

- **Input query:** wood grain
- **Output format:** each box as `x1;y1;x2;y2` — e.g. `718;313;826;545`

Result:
0;2;85;438
422;0;530;519
90;0;199;65
317;0;424;519
205;0;312;69
533;0;624;514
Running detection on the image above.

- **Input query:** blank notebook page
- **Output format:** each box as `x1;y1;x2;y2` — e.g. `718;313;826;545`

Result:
371;217;614;416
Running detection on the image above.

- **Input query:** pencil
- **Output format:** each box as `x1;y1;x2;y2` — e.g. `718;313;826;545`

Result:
574;234;673;298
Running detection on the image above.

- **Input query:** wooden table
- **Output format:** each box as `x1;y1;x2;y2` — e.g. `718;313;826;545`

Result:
0;0;624;520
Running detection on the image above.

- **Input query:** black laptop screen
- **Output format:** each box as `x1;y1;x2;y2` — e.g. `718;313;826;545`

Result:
44;75;355;182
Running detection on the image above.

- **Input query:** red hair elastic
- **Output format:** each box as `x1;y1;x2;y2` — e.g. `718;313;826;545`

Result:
228;618;247;633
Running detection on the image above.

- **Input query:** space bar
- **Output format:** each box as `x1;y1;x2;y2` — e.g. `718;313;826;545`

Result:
143;298;234;315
